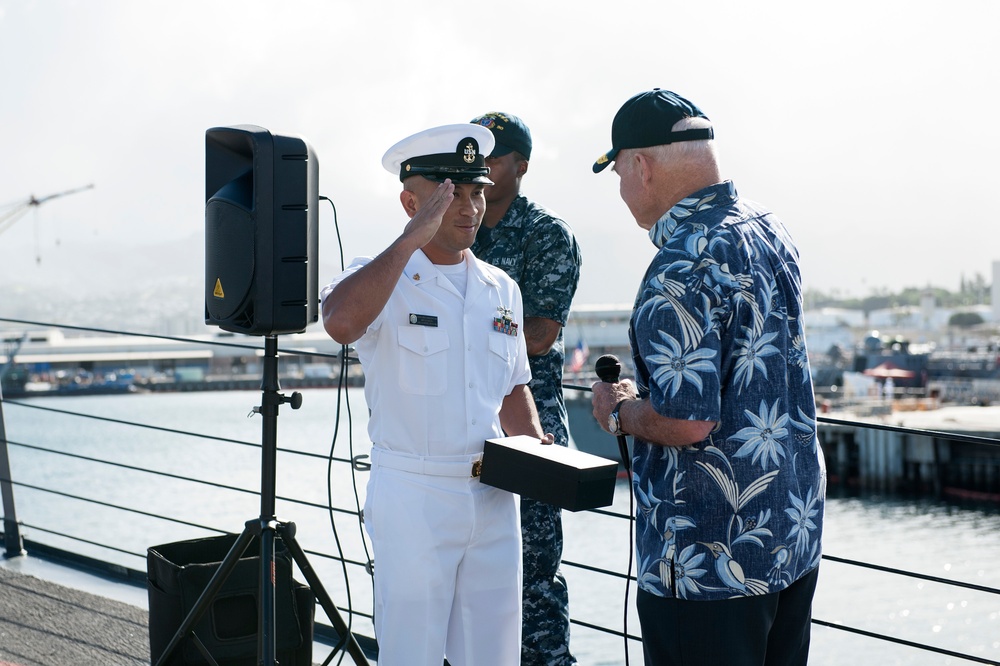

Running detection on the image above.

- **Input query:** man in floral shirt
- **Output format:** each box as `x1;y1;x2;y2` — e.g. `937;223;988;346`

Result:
470;112;582;666
591;89;825;666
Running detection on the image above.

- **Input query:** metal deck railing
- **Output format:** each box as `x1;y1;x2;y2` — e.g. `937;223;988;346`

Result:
2;319;1000;665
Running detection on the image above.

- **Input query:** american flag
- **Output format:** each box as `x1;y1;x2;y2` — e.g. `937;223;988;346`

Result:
568;339;589;373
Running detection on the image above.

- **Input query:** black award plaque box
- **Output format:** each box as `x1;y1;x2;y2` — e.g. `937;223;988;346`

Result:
480;435;618;511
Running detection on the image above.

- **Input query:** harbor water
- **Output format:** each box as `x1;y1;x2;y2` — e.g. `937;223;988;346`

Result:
2;387;999;665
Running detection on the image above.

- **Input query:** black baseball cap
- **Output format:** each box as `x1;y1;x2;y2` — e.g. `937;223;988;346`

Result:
593;89;713;173
470;112;532;159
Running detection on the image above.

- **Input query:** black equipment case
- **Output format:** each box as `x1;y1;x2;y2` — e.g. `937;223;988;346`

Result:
480;435;618;511
146;533;314;666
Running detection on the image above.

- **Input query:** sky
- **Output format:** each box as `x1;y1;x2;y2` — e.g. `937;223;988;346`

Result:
1;0;999;319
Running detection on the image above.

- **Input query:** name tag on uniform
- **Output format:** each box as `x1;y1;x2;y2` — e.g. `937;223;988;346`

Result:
408;313;438;327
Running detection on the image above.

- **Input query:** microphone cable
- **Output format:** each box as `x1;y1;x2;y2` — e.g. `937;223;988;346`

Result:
621;433;635;666
319;194;371;665
594;354;635;666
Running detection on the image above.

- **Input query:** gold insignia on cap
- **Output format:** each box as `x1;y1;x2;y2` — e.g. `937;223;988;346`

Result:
596;154;609;165
406;164;411;171
463;141;476;164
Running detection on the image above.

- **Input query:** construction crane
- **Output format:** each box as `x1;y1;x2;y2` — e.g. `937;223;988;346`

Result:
0;183;94;262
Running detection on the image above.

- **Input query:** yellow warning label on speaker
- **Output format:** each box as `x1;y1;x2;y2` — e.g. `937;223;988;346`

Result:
213;278;225;299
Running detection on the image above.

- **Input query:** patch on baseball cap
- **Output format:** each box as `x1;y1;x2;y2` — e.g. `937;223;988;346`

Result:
470;112;532;159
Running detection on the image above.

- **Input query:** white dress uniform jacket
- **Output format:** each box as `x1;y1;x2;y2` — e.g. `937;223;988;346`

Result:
320;248;531;666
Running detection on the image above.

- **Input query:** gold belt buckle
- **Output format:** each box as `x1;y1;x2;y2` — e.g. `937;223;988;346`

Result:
471;460;483;478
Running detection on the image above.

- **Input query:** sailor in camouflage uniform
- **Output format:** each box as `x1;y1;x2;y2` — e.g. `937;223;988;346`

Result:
470;112;583;666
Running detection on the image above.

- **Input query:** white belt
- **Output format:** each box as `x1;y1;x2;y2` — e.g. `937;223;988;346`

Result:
370;447;484;478
371;447;483;478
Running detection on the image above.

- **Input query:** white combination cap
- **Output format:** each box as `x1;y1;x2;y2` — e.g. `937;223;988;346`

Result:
381;124;495;184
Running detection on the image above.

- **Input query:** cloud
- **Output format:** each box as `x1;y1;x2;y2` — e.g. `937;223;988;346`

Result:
1;0;998;322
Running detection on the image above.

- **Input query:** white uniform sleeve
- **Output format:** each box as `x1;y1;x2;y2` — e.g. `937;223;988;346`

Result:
318;256;385;334
507;285;532;393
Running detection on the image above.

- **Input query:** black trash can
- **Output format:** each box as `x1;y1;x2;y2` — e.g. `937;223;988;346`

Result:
147;533;314;666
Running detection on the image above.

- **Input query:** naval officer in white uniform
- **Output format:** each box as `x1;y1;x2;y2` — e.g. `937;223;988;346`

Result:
321;123;552;666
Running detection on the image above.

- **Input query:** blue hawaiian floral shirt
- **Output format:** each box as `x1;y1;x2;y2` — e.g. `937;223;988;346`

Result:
628;180;826;600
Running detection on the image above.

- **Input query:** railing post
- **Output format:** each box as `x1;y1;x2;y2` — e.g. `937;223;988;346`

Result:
931;436;944;499
857;428;871;491
0;388;26;557
836;433;850;489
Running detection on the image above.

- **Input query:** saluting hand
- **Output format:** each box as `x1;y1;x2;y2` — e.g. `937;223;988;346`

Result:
401;178;455;248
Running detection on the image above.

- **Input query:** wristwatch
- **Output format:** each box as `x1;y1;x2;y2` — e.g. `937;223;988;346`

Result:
608;399;628;436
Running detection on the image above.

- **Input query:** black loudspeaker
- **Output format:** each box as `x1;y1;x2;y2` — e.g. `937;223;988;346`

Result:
205;125;319;336
147;533;315;666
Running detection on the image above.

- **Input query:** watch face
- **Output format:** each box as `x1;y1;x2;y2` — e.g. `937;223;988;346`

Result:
608;412;618;433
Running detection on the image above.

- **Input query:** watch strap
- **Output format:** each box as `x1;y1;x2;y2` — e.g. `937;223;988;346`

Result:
611;399;628;436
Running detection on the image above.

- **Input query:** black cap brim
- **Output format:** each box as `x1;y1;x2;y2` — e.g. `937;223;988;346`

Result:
593;148;619;173
417;173;494;185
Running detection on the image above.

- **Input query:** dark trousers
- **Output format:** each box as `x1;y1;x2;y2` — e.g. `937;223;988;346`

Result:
636;567;819;666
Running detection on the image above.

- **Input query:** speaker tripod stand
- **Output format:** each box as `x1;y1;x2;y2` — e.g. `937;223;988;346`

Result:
154;335;367;666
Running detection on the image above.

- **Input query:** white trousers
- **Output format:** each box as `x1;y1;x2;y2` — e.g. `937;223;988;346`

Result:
365;452;522;666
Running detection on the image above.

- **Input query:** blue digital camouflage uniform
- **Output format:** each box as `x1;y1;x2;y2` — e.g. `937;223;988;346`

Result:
471;194;582;666
628;181;825;602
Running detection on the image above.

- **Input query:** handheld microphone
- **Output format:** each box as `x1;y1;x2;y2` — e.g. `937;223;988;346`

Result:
594;354;630;470
595;354;622;384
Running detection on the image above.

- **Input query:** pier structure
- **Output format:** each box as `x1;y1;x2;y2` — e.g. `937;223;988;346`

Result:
1;328;359;395
819;405;1000;501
